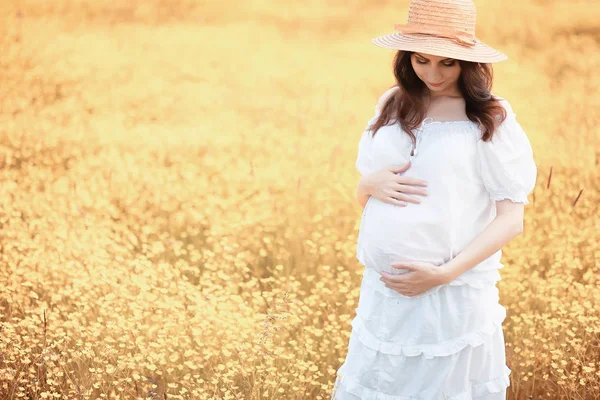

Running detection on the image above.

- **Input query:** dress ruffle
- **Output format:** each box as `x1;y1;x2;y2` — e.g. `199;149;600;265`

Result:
350;303;505;359
351;268;507;358
332;366;511;400
331;267;511;399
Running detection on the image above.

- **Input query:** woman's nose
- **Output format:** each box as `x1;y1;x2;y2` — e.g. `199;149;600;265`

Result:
427;68;443;80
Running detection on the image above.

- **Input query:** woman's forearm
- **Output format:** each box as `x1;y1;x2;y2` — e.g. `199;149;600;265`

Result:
357;175;372;208
439;213;523;283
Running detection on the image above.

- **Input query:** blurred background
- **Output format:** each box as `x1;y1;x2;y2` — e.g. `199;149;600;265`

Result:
0;0;598;399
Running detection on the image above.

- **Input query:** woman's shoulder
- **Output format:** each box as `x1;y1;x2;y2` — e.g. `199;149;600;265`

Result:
375;86;401;112
488;94;518;129
490;94;514;113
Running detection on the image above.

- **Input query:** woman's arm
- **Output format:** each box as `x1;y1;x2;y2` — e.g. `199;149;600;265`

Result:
438;199;525;283
357;175;373;208
438;97;536;283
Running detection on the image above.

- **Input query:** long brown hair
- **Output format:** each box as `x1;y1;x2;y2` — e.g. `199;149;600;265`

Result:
369;50;507;144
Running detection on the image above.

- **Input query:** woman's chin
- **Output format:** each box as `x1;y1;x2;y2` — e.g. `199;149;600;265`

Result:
428;84;445;90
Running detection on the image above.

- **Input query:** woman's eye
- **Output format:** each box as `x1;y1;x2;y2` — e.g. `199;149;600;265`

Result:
416;60;454;66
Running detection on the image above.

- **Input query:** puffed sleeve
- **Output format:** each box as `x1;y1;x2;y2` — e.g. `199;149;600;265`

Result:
355;86;399;176
355;110;379;175
476;99;537;204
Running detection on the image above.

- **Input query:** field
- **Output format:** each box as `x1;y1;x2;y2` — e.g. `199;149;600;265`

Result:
0;0;598;399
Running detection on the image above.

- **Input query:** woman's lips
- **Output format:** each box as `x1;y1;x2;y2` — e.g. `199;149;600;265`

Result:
429;82;444;87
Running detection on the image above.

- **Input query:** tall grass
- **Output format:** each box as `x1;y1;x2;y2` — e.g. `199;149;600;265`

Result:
0;0;598;399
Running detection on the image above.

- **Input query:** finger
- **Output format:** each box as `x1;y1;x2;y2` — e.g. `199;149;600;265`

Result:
387;162;411;173
391;283;413;294
387;187;424;202
396;176;428;187
386;197;407;207
392;193;422;205
381;273;407;283
389;284;412;296
381;190;408;206
394;183;429;196
391;265;416;273
390;262;417;271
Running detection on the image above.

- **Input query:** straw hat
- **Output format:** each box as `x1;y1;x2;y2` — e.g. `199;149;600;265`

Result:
371;0;508;63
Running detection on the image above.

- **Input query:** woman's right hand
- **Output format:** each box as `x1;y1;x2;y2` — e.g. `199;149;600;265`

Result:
358;162;428;207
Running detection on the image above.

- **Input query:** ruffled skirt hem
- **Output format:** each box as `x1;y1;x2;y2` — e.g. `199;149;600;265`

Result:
331;367;511;400
330;266;511;400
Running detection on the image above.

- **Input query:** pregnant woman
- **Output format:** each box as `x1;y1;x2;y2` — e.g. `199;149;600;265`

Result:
331;1;537;399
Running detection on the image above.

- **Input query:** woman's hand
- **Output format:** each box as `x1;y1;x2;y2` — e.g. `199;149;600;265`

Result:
359;162;428;207
379;261;449;297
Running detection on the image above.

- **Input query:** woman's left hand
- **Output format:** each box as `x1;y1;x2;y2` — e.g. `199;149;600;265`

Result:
379;261;449;297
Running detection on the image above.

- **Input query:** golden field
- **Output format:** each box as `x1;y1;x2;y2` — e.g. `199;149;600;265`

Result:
0;0;598;399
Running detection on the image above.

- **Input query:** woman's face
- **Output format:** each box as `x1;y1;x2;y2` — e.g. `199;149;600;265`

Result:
410;52;462;93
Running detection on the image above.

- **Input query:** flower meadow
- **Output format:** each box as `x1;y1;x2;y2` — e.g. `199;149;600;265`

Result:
0;0;598;399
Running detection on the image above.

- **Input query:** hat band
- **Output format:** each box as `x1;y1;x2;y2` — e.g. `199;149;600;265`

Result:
394;24;478;48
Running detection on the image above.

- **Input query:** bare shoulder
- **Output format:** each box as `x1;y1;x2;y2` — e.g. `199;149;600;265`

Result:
376;86;401;112
489;94;516;127
490;93;512;111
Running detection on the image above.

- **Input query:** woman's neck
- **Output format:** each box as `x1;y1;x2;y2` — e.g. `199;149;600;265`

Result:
426;86;462;99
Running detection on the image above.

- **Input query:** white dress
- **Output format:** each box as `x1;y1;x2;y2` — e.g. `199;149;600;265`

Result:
331;88;537;400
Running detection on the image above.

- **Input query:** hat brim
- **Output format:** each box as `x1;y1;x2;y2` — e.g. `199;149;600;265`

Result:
372;33;508;63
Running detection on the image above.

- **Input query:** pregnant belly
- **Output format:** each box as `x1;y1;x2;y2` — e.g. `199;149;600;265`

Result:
357;196;454;274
